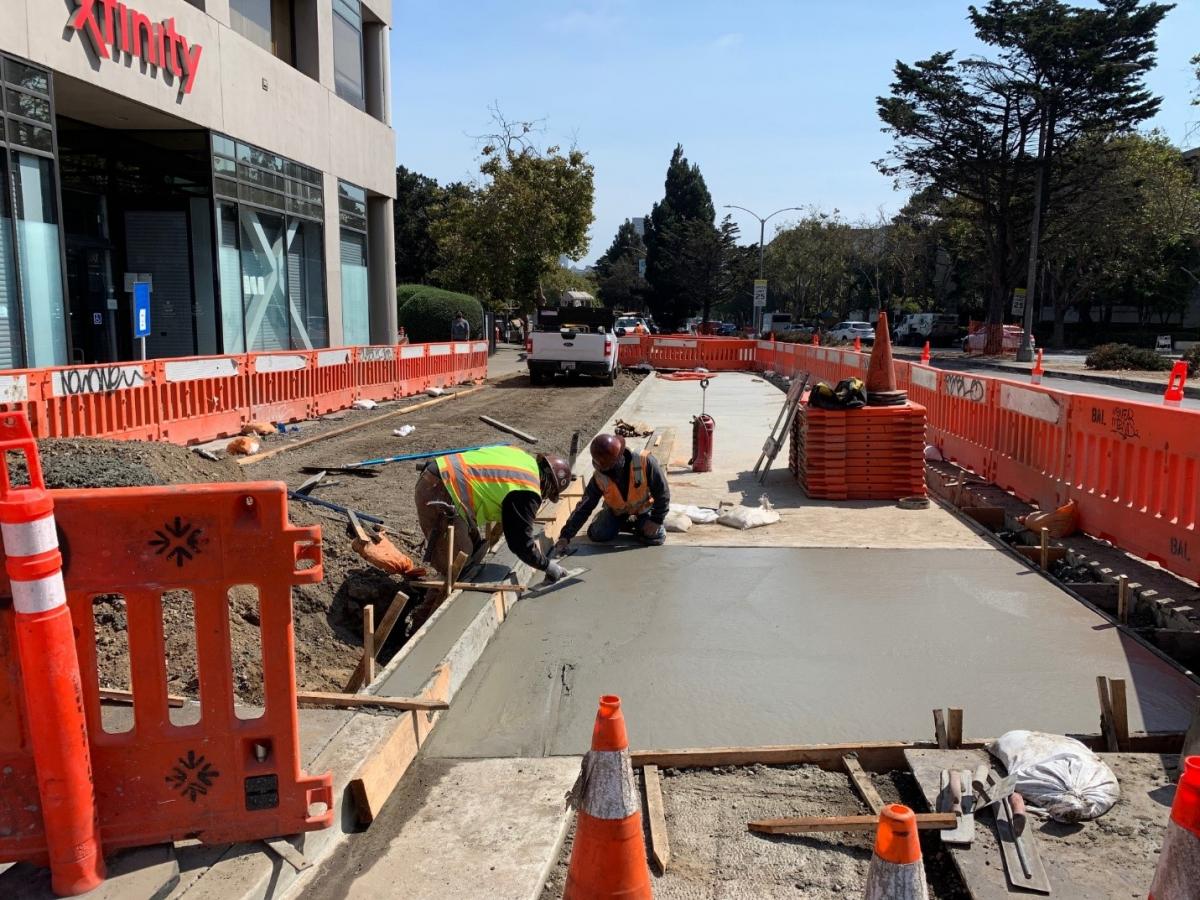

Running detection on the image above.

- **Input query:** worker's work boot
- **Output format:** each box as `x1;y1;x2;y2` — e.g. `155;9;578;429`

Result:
354;536;426;577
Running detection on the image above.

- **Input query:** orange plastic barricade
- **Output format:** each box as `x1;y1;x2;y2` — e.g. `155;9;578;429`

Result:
312;349;355;415
356;346;401;402
927;370;998;479
617;336;649;368
990;380;1071;511
1064;394;1200;583
39;361;159;441
248;350;315;424
0;414;104;895
400;343;431;393
425;342;457;388
0;474;333;870
155;354;249;444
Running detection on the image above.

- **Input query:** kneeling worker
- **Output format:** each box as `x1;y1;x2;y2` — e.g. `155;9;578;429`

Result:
554;434;669;554
415;445;575;582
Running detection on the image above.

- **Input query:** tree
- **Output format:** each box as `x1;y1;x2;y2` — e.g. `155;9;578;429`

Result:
393;166;445;285
765;210;856;321
594;220;647;310
643;145;719;324
660;216;741;326
431;110;595;311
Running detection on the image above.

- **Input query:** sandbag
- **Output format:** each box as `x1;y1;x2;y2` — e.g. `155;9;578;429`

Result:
664;511;693;533
669;503;719;525
988;730;1120;823
225;436;260;456
717;496;780;530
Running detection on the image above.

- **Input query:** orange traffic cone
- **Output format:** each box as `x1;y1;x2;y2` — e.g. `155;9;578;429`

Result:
1163;361;1187;408
1031;349;1045;385
1148;756;1200;899
854;336;862;353
866;312;907;405
920;340;931;366
563;696;652;900
811;331;819;347
863;804;929;900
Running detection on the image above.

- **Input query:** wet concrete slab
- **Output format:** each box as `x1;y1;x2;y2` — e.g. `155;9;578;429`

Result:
424;545;1199;758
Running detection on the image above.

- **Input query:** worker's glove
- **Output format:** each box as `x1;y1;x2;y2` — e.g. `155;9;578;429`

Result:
544;561;568;583
552;538;570;558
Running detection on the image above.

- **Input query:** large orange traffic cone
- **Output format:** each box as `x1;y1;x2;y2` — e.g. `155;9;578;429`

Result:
563;696;652;900
920;340;931;365
854;335;862;353
1148;756;1200;899
866;312;907;406
1163;361;1187;408
863;804;929;900
1031;349;1045;385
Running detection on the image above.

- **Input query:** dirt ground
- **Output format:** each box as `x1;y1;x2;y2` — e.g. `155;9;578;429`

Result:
540;765;968;900
48;364;640;701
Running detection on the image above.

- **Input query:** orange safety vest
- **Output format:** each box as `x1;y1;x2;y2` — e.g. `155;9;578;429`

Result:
594;449;654;517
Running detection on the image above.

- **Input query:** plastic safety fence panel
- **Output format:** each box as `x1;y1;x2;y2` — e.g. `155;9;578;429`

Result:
1064;395;1200;584
905;365;939;446
156;355;250;444
696;339;758;371
0;482;332;864
425;342;458;389
455;341;488;384
399;343;431;393
356;346;402;403
928;371;998;479
648;338;702;369
38;361;159;441
248;350;316;424
312;349;355;415
990;381;1071;510
617;336;649;368
0;370;51;442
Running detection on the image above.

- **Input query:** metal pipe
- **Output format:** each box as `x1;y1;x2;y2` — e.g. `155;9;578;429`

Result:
287;491;385;524
348;442;511;469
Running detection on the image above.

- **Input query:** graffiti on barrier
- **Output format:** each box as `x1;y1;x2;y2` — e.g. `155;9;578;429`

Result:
1170;537;1190;562
943;374;985;403
52;365;146;397
1111;407;1140;440
359;347;395;363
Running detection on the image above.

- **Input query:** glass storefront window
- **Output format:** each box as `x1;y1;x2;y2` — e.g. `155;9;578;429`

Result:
217;202;246;353
12;153;67;367
288;219;326;349
239;208;289;352
340;228;369;346
333;0;365;110
0;162;18;369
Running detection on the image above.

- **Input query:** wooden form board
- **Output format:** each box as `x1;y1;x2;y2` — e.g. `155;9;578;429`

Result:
642;765;671;872
906;748;1177;900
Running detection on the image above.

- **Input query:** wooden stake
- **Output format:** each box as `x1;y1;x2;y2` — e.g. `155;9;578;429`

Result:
1040;527;1050;570
748;813;957;835
99;687;186;709
443;526;455;597
947;708;964;750
933;708;949;749
344;591;410;693
295;691;448;711
479;414;539;444
362;605;376;685
842;754;883;815
642;764;671;873
1117;575;1130;625
1110;678;1129;752
1096;676;1119;752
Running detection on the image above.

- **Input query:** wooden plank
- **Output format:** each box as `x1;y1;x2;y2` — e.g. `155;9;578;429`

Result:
1109;678;1130;752
350;712;422;825
237;386;485;465
842;754;883;815
99;687;186;708
963;506;1005;529
1096;676;1119;753
294;691;448;711
933;708;949;749
443;527;455;597
479;415;539;444
362;605;376;685
630;741;971;773
646;427;676;469
345;591;410;693
947;708;964;750
411;580;529;593
1117;575;1130;625
642;765;671;873
748;813;957;835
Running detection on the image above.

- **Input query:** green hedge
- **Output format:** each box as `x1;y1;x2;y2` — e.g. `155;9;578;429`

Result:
398;287;485;344
1084;343;1173;372
396;284;427;307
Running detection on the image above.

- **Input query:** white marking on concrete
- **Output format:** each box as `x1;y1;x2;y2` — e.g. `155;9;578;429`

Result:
254;354;306;373
1001;384;1062;425
164;358;238;382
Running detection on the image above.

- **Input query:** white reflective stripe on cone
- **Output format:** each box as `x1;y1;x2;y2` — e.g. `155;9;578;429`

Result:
863;856;930;900
1150;820;1200;899
1;515;58;558
574;750;639;820
11;570;67;614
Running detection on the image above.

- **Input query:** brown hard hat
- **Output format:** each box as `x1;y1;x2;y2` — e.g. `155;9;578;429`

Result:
590;434;626;472
538;453;573;502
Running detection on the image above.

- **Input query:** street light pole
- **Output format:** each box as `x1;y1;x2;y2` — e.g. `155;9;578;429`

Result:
724;204;802;334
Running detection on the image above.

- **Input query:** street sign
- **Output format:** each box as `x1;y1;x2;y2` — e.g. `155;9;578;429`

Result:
133;282;152;338
1156;335;1173;353
753;279;768;308
1012;287;1027;317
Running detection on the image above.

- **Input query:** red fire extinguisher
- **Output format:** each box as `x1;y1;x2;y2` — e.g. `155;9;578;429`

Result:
690;379;715;473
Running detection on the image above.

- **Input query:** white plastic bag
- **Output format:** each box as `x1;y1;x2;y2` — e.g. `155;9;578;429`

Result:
426;387;445;397
393;425;415;437
352;399;378;410
923;444;944;462
664;511;693;533
988;730;1120;823
669;503;719;525
717;496;781;530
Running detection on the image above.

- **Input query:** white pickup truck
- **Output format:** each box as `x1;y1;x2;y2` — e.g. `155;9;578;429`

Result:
526;319;618;386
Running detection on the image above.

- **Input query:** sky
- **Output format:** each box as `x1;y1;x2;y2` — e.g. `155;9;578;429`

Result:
389;0;1200;265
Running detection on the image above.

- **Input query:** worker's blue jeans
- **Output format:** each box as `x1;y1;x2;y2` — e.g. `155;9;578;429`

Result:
587;508;666;546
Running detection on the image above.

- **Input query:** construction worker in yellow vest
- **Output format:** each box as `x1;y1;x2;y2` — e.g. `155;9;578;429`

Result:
554;434;669;553
415;445;574;581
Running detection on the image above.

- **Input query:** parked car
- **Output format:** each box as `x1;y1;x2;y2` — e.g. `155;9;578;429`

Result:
717;322;739;336
613;315;650;336
895;313;961;347
962;325;1032;354
527;323;618;385
827;321;876;344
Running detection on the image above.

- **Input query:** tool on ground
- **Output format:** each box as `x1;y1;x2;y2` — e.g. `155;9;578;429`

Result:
525;566;588;596
479;415;539;444
340;442;512;470
752;372;809;482
568;430;582;468
938;768;976;845
410;579;529;593
973;769;1019;812
347;508;378;544
299;465;381;478
862;805;931;900
749;812;956;835
563;696;652;900
286;490;384;524
295;470;327;496
689;379;716;474
992;788;1050;894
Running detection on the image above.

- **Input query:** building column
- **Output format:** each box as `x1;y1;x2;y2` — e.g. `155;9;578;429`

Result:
367;195;395;345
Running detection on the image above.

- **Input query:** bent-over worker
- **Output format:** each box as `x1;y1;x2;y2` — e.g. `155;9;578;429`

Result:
553;434;669;554
416;445;574;582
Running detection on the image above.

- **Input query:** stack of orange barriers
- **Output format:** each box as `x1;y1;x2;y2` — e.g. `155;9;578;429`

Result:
791;400;928;500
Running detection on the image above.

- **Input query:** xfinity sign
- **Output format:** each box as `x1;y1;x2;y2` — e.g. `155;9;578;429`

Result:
70;0;204;94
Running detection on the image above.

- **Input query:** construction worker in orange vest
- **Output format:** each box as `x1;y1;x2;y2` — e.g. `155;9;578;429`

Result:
554;434;669;552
